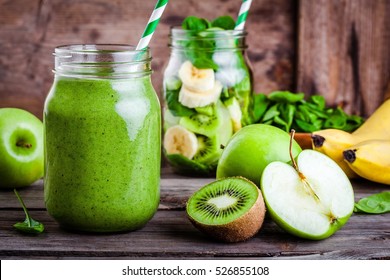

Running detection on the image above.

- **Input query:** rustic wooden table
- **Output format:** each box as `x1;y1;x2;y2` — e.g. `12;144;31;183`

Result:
0;167;389;260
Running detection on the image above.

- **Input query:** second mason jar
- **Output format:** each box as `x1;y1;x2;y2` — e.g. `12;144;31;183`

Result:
44;45;161;232
162;27;254;176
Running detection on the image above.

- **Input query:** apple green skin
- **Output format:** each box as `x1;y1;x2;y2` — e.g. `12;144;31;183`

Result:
216;124;302;185
261;193;352;240
0;108;44;188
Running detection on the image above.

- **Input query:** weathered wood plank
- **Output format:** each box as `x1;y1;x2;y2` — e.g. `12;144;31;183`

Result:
1;171;388;211
0;0;296;119
297;0;390;116
0;209;389;259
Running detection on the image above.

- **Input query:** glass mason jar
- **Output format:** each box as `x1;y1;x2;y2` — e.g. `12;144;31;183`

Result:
44;45;161;232
162;28;254;176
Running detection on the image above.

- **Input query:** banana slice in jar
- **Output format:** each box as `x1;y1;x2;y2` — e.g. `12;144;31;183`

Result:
224;97;242;132
179;81;223;108
163;125;198;159
178;60;215;92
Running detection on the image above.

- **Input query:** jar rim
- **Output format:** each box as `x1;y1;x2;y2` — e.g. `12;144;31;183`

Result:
53;44;152;79
55;44;148;54
170;26;248;38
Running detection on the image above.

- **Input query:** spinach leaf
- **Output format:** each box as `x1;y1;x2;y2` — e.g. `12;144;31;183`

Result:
13;189;44;234
252;94;269;123
252;90;365;133
184;39;218;70
182;16;210;31
308;95;326;110
344;115;365;132
211;15;236;30
268;91;304;103
262;104;280;121
193;56;218;70
354;192;390;214
166;89;195;117
324;107;347;129
294;119;321;132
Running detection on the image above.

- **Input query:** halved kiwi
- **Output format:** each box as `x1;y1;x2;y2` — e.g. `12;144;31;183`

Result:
186;177;266;242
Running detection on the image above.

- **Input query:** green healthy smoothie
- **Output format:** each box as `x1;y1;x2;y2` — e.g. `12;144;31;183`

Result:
44;74;161;232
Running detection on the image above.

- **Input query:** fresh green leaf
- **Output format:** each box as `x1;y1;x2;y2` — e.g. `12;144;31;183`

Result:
13;189;44;234
262;104;280;121
166;89;196;117
182;16;210;31
274;115;288;131
283;104;296;131
252;94;269;122
344;115;365;132
298;105;319;123
211;15;236;30
268;91;304;103
193;56;218;70
354;192;390;214
308;95;326;110
294;119;321;132
324;107;347;129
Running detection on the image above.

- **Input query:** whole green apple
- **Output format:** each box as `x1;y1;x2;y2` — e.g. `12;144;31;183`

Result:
216;124;302;185
0;108;44;188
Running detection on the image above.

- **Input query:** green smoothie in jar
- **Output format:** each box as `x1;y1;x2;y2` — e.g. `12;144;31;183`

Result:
44;45;160;232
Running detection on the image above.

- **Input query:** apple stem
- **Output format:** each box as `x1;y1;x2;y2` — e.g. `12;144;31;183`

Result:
16;140;32;149
289;129;298;170
290;129;321;202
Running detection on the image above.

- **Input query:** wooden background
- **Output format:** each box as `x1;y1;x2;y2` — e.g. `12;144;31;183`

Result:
0;0;389;119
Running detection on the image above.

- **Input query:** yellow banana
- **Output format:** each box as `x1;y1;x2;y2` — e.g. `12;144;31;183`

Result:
311;98;390;178
311;129;358;178
352;98;390;138
343;140;390;185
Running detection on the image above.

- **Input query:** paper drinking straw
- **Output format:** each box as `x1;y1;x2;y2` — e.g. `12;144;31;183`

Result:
136;0;169;50
234;0;253;30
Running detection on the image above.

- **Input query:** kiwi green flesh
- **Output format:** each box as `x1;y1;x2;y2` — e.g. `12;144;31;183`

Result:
193;135;220;164
179;113;220;137
187;177;259;226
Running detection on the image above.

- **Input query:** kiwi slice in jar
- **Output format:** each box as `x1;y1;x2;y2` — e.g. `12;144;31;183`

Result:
186;177;266;242
193;135;221;164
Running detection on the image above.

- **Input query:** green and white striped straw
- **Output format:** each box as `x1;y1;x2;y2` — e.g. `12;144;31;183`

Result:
234;0;253;30
136;0;169;50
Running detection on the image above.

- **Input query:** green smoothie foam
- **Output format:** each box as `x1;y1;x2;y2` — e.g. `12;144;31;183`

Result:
44;76;161;232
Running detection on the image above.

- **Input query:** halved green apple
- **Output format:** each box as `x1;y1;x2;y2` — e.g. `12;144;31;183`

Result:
260;149;355;240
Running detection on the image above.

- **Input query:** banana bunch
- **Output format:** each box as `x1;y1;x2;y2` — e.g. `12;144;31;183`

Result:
343;140;390;184
178;61;222;108
311;99;390;184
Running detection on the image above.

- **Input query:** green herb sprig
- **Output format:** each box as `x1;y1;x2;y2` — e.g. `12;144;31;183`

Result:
13;189;44;234
252;91;364;133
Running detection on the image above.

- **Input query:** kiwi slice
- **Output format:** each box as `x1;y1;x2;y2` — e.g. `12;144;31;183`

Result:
179;111;220;137
195;105;215;116
186;177;266;242
193;135;221;164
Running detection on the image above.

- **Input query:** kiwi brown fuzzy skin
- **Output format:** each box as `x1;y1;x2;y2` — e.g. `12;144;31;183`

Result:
186;177;266;243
